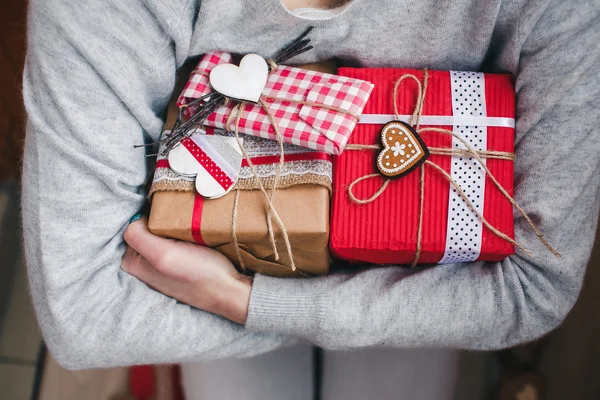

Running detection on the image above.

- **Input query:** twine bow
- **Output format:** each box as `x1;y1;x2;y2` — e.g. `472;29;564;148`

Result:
212;58;359;273
226;99;295;272
346;70;560;267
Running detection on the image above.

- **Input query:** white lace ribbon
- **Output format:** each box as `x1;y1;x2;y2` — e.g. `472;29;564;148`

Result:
152;129;333;190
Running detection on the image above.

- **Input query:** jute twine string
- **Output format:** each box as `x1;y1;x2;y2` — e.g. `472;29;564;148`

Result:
226;103;282;262
267;58;279;72
346;144;515;161
422;127;560;258
412;71;427;265
259;98;287;263
226;102;297;271
185;60;363;272
346;70;560;266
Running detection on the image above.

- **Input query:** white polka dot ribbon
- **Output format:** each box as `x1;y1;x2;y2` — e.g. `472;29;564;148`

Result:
440;71;488;263
356;71;502;263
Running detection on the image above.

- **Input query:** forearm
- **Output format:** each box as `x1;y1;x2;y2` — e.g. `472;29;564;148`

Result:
247;247;593;350
23;0;294;369
246;0;600;349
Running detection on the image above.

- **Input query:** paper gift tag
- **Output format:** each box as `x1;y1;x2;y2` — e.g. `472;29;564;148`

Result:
168;135;243;199
209;54;269;103
376;121;429;178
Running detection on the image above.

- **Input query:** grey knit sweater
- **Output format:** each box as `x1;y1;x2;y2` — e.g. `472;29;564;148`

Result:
22;0;600;369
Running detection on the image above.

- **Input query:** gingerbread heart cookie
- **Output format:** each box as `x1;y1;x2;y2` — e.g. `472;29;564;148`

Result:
376;121;429;178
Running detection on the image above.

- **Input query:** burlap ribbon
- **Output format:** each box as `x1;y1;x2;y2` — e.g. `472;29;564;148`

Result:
345;70;560;267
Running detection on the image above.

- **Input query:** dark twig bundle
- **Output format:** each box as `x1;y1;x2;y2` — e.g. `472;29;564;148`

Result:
159;94;225;155
157;26;315;156
272;26;314;66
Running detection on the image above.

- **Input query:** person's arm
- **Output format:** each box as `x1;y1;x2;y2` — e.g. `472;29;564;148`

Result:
242;0;600;349
22;0;295;370
108;0;598;351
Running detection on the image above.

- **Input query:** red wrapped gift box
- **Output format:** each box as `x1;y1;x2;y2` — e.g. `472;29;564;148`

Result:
331;68;516;265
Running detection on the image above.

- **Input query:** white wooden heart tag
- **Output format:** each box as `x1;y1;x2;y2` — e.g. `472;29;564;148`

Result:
168;134;244;199
209;54;269;103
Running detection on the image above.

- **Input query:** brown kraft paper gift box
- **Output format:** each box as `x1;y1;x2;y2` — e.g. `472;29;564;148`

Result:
148;61;337;277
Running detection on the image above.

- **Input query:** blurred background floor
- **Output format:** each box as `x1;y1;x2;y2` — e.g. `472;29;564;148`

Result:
0;187;133;400
0;186;43;400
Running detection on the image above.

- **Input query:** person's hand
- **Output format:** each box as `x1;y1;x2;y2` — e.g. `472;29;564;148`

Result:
121;218;252;324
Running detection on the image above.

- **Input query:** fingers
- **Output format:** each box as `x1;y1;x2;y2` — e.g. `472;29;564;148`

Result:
122;244;210;310
124;217;175;268
124;218;211;280
121;245;169;293
123;216;239;285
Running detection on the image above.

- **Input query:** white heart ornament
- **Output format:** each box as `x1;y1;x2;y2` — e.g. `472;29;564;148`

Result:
209;54;269;103
168;135;244;199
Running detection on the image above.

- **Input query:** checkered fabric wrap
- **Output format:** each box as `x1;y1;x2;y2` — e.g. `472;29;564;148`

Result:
176;52;374;155
178;51;233;110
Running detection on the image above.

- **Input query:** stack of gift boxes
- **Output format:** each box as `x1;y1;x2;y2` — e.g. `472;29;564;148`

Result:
148;51;520;277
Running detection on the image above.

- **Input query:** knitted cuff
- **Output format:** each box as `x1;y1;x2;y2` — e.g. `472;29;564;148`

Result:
245;274;328;339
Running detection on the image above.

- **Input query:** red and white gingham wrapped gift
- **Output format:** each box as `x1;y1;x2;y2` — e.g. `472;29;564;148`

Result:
177;51;374;155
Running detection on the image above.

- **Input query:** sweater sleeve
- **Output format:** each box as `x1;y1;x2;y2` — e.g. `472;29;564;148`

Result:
246;0;600;350
22;0;295;370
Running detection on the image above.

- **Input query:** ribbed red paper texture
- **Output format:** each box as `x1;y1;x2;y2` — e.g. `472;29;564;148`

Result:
331;68;515;265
